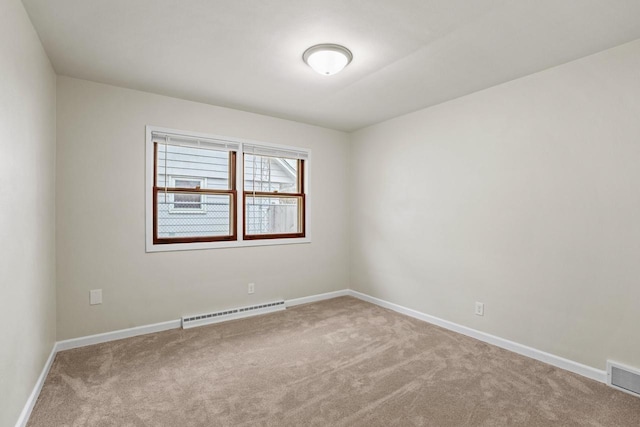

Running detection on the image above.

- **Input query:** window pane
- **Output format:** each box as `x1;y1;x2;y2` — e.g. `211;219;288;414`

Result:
244;154;298;192
245;196;301;235
157;144;230;190
157;192;232;238
174;179;200;188
172;179;203;210
173;193;202;210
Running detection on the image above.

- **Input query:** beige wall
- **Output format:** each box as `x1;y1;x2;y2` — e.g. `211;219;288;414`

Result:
350;40;640;370
0;0;57;425
7;9;640;421
56;76;350;340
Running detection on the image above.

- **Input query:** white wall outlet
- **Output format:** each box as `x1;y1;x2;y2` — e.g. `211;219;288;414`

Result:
475;302;484;316
90;289;102;305
248;283;255;294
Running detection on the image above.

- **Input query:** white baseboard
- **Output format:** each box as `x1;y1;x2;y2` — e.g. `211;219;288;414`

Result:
16;290;346;426
16;288;608;427
347;290;607;383
56;319;181;351
15;345;57;427
285;289;349;307
56;289;350;351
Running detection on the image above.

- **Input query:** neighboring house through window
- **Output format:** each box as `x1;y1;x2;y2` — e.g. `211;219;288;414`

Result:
171;177;205;211
153;138;236;244
146;126;310;251
243;146;305;240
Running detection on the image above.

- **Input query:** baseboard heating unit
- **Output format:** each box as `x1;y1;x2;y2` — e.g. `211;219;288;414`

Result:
607;360;640;398
182;300;286;329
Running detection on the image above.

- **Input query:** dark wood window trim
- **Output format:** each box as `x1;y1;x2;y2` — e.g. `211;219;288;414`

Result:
242;155;306;240
153;145;237;244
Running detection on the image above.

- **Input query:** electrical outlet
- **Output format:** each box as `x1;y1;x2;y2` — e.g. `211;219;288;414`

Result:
90;289;102;305
248;283;255;294
475;302;484;316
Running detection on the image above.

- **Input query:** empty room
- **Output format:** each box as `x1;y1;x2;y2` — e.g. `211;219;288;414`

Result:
2;0;640;425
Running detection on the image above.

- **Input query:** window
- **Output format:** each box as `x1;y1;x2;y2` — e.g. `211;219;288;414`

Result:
146;126;310;251
152;133;237;244
243;151;305;239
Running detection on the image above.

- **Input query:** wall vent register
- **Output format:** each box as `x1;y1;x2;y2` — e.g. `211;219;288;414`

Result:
607;361;640;398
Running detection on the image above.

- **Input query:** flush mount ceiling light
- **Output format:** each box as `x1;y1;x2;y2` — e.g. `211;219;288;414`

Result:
303;44;353;76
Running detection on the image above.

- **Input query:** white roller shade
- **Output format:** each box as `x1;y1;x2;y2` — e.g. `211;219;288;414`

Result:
152;131;240;152
242;143;309;160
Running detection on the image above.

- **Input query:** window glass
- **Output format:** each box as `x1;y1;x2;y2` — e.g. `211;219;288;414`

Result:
244;154;299;193
243;154;305;239
153;142;236;244
147;128;309;250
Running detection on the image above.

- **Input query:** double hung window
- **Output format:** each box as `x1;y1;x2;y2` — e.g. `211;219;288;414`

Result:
146;127;309;251
243;144;306;240
152;133;238;244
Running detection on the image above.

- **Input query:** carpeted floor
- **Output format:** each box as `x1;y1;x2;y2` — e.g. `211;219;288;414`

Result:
28;297;640;426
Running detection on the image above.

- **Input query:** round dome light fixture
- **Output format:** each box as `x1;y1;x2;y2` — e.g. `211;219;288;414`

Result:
303;44;353;76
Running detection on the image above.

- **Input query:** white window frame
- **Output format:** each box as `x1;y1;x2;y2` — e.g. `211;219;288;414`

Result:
145;125;311;252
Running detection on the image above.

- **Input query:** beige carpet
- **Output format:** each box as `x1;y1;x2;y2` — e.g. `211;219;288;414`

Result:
28;297;640;426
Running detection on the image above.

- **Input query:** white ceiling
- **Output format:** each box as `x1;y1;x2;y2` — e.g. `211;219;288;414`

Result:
22;0;640;131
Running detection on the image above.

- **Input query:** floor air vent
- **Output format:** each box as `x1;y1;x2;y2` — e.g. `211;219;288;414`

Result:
182;300;286;329
607;361;640;398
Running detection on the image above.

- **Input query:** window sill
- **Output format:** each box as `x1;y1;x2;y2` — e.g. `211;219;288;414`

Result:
146;237;311;253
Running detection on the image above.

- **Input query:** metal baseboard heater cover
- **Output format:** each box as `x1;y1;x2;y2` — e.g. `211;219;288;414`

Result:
182;300;286;329
607;361;640;398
